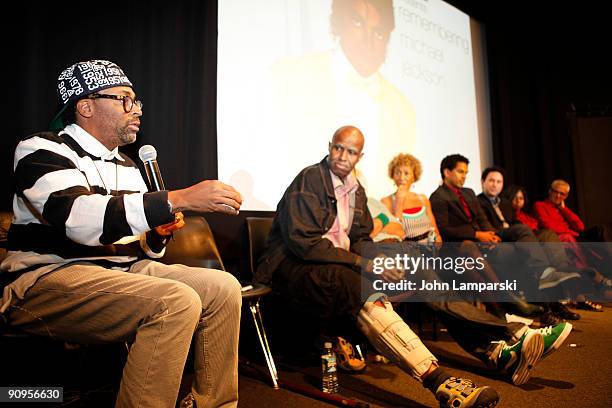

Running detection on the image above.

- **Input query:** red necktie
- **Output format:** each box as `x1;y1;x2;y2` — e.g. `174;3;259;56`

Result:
454;188;473;221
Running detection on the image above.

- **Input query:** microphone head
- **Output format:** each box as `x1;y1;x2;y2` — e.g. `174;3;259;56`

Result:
138;145;157;162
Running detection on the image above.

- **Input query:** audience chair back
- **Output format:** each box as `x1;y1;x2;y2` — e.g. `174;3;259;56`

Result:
160;215;225;271
246;217;273;277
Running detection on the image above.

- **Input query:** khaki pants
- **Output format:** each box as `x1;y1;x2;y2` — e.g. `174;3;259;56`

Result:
6;260;241;408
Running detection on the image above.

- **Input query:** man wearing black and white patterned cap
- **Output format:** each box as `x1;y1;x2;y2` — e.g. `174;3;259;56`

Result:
50;59;135;131
1;59;243;408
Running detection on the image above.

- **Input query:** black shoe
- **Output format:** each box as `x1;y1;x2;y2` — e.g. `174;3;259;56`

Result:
483;302;506;319
575;300;604;312
502;300;544;318
539;310;563;326
549;302;581;320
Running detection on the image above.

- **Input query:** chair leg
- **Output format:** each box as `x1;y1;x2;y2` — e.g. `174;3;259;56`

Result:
248;299;279;389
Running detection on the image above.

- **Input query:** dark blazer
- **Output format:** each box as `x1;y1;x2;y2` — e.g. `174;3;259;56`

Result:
477;193;518;230
430;184;493;241
254;157;373;284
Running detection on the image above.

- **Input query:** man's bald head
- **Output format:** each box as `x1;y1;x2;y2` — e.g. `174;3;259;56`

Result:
328;125;365;179
332;126;365;150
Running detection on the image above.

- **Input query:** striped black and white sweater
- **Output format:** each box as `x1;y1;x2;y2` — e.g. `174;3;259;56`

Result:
1;124;175;298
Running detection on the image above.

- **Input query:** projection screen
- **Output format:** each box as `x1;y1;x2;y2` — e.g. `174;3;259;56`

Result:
218;0;490;211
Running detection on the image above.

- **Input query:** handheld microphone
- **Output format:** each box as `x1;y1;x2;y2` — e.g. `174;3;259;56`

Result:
138;145;165;191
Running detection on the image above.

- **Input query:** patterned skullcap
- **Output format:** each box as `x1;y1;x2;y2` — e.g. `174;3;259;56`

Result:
56;60;132;105
49;60;133;130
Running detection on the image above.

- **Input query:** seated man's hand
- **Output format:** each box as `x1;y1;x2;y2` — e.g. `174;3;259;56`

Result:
155;212;185;236
381;266;405;283
168;180;243;215
362;256;405;283
475;230;501;243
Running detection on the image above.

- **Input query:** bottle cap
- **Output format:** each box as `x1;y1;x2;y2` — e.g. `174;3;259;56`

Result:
324;342;332;349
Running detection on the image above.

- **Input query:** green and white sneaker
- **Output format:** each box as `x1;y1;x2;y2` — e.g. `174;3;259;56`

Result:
496;330;544;385
528;322;573;358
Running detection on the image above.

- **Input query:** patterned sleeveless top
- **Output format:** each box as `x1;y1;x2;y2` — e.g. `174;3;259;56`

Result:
392;194;435;242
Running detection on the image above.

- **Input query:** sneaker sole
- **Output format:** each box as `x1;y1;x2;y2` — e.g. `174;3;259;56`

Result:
538;273;581;289
543;322;573;358
466;386;500;408
512;331;544;386
437;384;499;408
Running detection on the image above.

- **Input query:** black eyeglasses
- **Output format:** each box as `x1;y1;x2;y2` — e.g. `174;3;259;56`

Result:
551;189;568;198
87;93;143;113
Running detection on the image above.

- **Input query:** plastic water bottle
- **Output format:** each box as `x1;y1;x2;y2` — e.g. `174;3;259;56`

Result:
321;342;339;393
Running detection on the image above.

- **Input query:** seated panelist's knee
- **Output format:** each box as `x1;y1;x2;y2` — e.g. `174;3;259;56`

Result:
163;281;203;319
514;223;533;236
538;228;560;242
206;270;243;309
221;271;243;308
460;240;481;256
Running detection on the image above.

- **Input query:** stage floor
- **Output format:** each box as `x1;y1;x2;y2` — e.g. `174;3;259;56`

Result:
236;303;612;408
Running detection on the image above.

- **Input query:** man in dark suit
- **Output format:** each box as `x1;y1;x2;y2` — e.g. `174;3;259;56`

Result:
430;155;508;243
478;166;517;231
476;166;565;247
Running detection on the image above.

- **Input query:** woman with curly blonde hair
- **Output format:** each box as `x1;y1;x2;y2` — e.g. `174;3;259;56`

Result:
381;153;441;243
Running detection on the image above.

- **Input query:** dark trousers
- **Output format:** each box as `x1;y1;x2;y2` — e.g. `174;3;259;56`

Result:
493;223;550;286
272;255;369;326
579;222;612;276
272;254;524;364
535;228;572;269
580;223;612;242
426;302;524;361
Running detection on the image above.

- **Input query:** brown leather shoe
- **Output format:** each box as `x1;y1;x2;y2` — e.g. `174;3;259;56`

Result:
334;337;366;372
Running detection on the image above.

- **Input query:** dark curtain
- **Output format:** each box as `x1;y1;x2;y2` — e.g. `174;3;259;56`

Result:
2;0;219;210
448;0;612;214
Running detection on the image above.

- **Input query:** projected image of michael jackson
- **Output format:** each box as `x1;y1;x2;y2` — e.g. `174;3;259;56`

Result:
269;0;416;200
